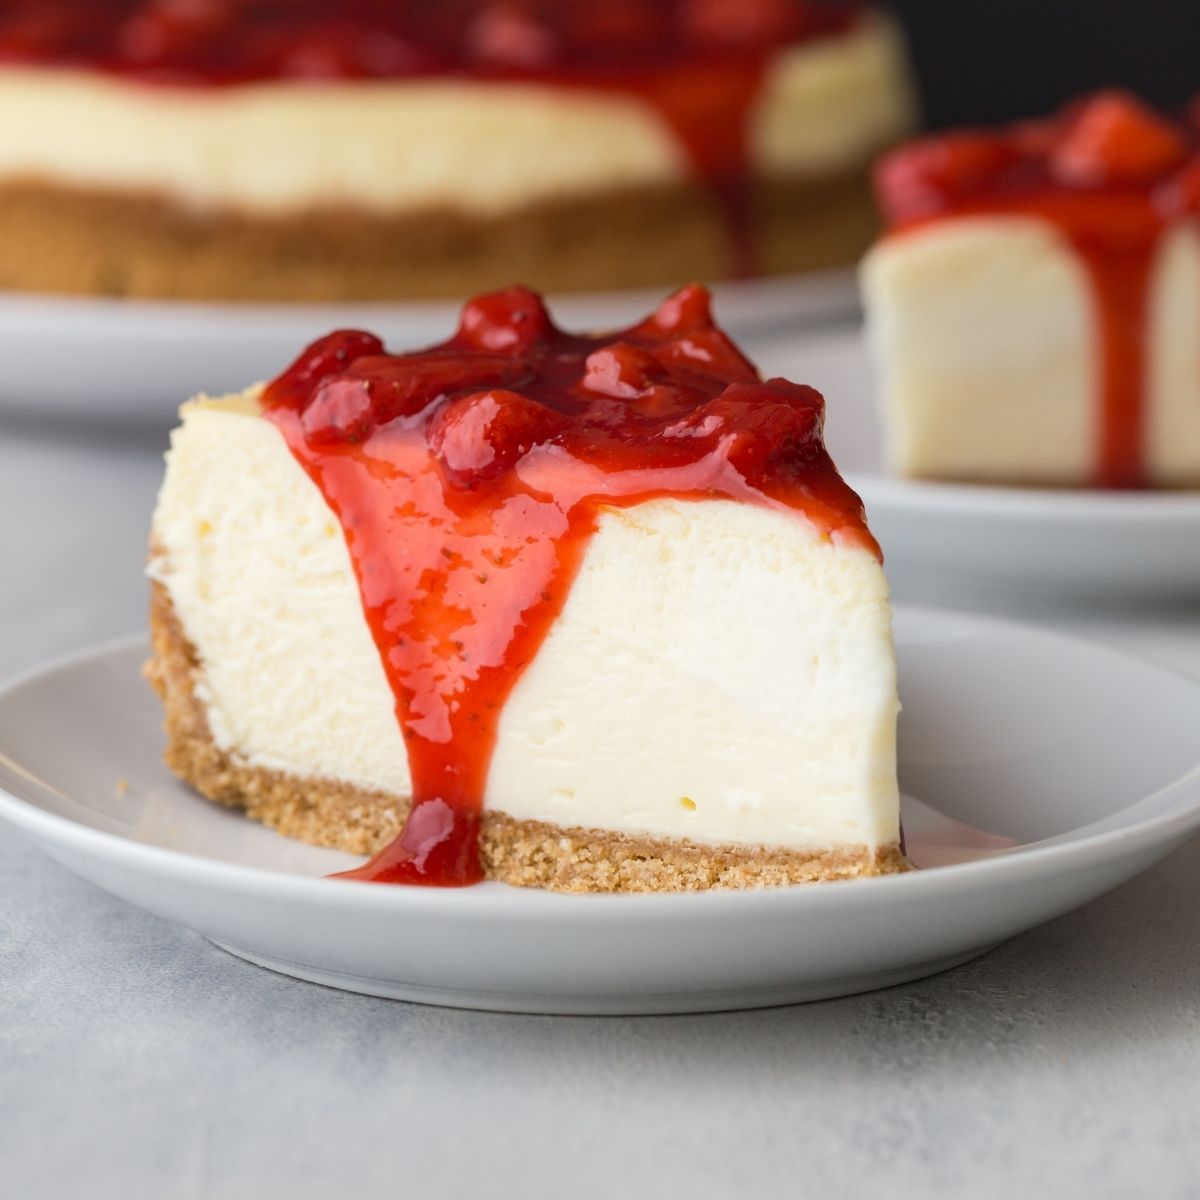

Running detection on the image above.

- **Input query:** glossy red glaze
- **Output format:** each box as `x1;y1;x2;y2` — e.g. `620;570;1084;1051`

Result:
262;284;876;886
876;91;1199;489
0;0;860;278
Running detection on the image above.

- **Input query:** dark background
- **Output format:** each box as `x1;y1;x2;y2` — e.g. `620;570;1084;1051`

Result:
889;0;1199;127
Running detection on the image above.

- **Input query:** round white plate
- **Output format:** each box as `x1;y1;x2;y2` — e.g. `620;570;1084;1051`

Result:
757;330;1200;599
0;270;856;420
2;608;1198;1014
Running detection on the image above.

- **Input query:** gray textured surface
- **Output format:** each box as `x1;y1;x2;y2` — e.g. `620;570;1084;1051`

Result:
3;414;1200;1199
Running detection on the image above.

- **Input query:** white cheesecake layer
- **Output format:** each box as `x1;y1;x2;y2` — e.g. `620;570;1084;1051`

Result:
150;394;900;852
1149;223;1200;486
862;215;1200;485
862;218;1096;483
0;15;913;216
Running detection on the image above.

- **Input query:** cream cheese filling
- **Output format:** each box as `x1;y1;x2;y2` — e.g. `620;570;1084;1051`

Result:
149;392;900;852
0;15;913;216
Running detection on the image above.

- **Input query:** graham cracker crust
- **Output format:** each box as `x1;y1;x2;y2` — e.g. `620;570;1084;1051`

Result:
146;579;907;892
0;171;878;302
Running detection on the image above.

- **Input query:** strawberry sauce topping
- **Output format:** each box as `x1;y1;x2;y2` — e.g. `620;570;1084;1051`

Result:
0;0;860;279
261;285;875;886
875;91;1200;489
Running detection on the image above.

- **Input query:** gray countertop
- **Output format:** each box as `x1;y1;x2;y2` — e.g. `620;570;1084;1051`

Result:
3;413;1199;1199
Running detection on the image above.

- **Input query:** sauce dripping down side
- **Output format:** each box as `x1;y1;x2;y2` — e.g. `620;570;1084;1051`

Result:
0;1;862;277
874;90;1198;489
261;284;876;886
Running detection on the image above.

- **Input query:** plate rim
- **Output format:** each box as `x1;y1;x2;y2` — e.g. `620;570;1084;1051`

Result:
0;267;859;329
850;472;1200;523
2;608;1199;919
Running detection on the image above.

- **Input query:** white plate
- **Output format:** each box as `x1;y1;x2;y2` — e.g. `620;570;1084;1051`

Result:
2;607;1198;1014
0;270;856;420
757;329;1200;599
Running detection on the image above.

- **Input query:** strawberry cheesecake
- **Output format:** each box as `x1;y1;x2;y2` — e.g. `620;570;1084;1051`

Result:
145;284;903;891
0;0;915;301
862;91;1200;489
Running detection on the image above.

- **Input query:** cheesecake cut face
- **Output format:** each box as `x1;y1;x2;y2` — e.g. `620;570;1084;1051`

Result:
147;285;902;892
862;91;1200;489
0;2;915;299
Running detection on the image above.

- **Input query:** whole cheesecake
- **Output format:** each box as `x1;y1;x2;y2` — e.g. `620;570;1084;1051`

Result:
862;91;1200;489
145;284;904;890
0;0;915;301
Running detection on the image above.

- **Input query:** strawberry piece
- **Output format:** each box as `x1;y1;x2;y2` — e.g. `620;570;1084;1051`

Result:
464;4;557;69
430;389;566;487
299;377;374;444
277;21;420;80
271;330;384;401
875;134;1019;217
1052;91;1189;187
582;343;667;399
639;283;715;335
663;379;823;473
624;285;758;385
117;0;233;65
653;328;759;384
456;287;557;355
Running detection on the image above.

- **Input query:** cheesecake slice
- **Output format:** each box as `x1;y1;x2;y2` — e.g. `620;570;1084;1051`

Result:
862;91;1200;489
146;285;903;891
